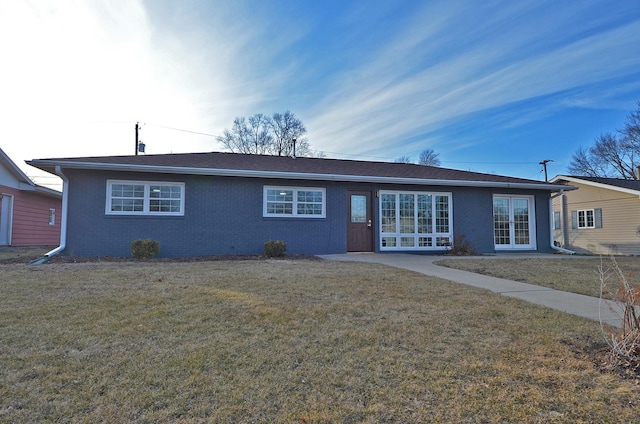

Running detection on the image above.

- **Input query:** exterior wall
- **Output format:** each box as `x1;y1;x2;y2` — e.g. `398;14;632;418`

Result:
62;169;554;257
553;181;640;255
0;185;62;246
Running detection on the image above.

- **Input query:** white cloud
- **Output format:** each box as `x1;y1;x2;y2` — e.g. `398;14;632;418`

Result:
306;2;640;160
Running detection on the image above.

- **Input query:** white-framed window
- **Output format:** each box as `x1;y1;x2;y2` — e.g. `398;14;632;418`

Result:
577;209;595;228
49;208;56;225
106;180;185;216
379;191;453;250
263;186;326;218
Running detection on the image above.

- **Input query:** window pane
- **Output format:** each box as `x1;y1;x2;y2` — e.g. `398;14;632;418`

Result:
435;195;449;233
436;236;451;247
267;202;293;214
381;237;397;247
401;237;415;247
266;188;294;215
586;210;594;227
513;198;530;245
493;198;510;245
418;237;432;247
381;194;396;233
297;203;323;215
148;185;182;213
399;194;415;233
417;194;432;234
267;189;293;202
351;195;367;223
297;190;323;215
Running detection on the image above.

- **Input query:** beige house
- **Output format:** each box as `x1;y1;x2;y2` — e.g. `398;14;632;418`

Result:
551;175;640;255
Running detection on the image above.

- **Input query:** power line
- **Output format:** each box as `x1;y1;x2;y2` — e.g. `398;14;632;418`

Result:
144;123;219;138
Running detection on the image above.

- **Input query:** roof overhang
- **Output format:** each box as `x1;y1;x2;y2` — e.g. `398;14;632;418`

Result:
28;159;570;192
552;175;639;196
1;148;34;186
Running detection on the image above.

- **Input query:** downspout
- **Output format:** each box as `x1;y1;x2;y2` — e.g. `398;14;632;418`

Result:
30;166;68;264
549;190;574;255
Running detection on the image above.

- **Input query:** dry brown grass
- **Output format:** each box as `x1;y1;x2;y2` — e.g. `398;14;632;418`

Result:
0;246;53;263
1;259;639;422
435;256;640;299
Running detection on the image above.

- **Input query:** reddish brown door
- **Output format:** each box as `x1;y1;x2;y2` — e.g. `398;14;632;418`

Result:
347;191;373;252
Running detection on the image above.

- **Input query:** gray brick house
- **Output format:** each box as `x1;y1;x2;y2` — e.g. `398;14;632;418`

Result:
28;152;570;257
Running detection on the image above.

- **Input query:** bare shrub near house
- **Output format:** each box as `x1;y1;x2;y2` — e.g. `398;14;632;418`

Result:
599;257;640;369
446;232;477;256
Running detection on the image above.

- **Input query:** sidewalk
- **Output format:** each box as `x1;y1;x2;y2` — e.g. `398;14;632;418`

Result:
320;253;624;328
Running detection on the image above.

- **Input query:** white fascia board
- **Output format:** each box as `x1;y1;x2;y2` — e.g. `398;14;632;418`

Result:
0;149;34;185
29;160;568;191
552;175;640;196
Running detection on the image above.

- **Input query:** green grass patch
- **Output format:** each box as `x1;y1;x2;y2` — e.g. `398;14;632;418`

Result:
0;259;638;422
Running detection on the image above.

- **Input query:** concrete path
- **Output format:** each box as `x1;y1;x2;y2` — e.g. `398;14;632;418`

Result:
320;253;624;328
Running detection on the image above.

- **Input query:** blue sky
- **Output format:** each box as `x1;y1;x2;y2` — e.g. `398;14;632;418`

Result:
1;0;640;189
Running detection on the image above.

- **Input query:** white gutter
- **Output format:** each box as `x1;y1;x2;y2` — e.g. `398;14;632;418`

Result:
45;166;68;258
549;190;574;254
27;160;571;192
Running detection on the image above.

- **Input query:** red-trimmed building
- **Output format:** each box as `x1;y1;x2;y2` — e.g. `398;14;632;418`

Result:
0;148;62;246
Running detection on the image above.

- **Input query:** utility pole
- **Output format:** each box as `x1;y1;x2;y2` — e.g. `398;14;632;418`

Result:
539;159;553;182
135;122;140;156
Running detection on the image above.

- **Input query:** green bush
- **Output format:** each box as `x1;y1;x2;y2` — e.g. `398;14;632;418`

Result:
131;239;160;259
264;240;287;258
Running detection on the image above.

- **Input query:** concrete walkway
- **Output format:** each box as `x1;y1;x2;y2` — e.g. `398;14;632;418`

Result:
320;253;624;328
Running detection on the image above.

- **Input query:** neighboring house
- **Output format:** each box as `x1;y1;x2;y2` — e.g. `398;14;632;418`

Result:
28;152;569;258
551;175;640;255
0;148;62;246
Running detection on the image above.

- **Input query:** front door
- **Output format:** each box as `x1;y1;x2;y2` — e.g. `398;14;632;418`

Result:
347;191;373;252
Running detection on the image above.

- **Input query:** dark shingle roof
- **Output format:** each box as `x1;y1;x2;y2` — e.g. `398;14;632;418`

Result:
29;151;564;190
564;176;640;191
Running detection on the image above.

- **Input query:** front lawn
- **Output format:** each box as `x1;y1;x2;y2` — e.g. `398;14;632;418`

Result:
435;256;640;299
1;259;638;422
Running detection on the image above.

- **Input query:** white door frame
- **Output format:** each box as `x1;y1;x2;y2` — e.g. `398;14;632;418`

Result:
493;194;536;250
0;193;13;246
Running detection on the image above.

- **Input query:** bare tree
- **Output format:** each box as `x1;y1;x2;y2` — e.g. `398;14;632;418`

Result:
418;149;441;166
569;132;638;179
395;155;413;164
218;111;313;157
216;117;253;154
247;113;273;155
569;101;640;179
268;111;308;157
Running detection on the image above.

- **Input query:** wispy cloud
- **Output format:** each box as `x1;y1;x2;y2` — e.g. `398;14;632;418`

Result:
305;1;640;160
1;0;639;184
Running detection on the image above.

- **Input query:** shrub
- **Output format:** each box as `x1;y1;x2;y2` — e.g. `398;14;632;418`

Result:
264;240;287;258
599;257;640;369
131;239;160;259
446;232;477;256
